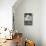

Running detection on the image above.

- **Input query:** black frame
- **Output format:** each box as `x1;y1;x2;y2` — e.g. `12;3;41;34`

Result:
24;13;33;25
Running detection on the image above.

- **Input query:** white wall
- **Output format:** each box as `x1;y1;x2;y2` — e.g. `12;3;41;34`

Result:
40;0;46;46
0;0;16;30
13;0;41;46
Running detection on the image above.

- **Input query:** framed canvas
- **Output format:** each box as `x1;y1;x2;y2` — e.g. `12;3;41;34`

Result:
24;13;33;25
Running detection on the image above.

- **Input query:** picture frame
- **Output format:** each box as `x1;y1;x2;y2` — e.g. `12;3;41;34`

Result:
24;13;33;25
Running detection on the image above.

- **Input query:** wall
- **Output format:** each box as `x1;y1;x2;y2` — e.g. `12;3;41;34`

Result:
0;0;16;30
40;0;46;46
13;0;41;46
